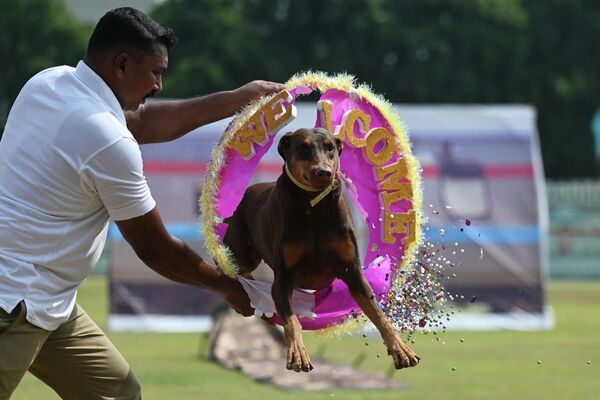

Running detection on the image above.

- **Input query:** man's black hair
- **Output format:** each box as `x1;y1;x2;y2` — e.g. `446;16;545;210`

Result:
86;7;177;59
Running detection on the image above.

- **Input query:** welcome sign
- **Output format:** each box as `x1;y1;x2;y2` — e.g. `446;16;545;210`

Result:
200;72;423;332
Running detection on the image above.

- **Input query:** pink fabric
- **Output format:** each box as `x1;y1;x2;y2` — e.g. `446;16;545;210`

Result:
217;143;278;218
213;87;414;330
271;256;393;329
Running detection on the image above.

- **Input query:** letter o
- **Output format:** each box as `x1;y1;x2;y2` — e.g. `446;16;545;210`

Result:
365;127;395;166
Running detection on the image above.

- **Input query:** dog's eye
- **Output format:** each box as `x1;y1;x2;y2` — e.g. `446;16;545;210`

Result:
326;143;335;152
298;143;311;159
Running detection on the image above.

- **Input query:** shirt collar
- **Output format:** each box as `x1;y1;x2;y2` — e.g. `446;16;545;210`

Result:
74;60;126;125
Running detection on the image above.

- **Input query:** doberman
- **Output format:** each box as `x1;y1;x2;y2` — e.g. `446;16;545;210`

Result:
223;127;420;372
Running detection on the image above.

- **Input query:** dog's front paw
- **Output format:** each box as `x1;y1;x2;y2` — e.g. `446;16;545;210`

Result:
286;340;313;372
282;316;314;372
386;337;421;369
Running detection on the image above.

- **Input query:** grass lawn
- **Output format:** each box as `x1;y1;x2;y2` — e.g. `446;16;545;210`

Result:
12;279;600;400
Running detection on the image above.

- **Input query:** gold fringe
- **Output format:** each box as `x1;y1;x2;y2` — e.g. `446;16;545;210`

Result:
199;72;423;335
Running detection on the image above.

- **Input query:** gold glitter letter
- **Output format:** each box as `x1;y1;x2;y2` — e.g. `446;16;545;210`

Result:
228;112;267;159
317;100;334;133
334;109;370;148
229;90;296;159
263;90;295;133
382;187;414;209
364;127;396;166
376;157;409;191
383;210;416;245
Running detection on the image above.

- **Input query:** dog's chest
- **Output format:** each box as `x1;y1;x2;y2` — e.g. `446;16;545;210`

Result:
281;234;356;289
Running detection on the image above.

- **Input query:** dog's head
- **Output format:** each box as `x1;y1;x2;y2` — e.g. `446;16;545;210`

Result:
277;128;343;189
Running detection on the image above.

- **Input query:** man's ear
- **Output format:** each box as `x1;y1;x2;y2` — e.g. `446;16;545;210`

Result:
334;136;343;156
278;132;293;161
114;52;130;79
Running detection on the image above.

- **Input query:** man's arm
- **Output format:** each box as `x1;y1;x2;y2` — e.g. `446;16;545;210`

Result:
125;80;285;144
115;207;254;316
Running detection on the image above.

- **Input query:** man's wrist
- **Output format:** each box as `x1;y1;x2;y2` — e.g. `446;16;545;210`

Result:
229;88;253;112
208;265;239;294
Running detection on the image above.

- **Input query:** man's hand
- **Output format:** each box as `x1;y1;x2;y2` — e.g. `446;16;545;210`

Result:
233;80;286;110
222;277;255;317
221;274;274;323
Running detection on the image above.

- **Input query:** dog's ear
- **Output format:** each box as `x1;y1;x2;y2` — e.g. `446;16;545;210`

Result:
334;136;343;156
278;132;293;160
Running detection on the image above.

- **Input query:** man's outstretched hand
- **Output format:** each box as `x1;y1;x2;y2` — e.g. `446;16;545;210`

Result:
221;276;255;317
233;80;286;111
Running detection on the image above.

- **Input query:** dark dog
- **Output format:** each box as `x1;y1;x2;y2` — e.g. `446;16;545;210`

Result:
223;127;420;372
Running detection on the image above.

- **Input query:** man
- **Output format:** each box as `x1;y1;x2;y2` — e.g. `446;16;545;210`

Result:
0;7;282;399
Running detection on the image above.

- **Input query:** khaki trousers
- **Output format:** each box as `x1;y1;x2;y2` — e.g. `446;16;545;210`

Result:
0;301;141;400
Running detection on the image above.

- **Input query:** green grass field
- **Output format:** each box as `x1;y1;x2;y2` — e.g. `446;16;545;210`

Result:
12;279;600;400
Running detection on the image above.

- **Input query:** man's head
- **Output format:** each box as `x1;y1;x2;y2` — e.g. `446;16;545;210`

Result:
278;128;343;190
85;7;177;111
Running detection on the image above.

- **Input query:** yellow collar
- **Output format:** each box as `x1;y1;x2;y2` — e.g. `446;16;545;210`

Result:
284;163;338;207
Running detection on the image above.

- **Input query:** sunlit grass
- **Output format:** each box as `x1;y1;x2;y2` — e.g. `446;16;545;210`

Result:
13;279;600;400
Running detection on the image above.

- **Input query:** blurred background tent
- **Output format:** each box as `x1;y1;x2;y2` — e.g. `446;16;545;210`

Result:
107;103;555;332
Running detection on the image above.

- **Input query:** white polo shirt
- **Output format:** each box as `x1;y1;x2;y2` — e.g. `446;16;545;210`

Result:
0;61;156;330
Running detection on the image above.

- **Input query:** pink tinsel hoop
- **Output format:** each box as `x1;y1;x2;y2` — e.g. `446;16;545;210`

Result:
200;73;423;331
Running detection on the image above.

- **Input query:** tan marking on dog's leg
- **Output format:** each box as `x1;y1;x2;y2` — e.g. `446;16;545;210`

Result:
282;244;305;268
328;237;356;264
282;315;313;372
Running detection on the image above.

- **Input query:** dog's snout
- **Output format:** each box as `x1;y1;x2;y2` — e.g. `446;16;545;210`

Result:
314;168;332;178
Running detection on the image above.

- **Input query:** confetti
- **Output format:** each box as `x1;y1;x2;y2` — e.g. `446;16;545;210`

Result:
382;240;457;338
479;248;484;259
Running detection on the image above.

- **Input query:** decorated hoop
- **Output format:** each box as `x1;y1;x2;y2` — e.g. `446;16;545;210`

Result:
200;72;423;333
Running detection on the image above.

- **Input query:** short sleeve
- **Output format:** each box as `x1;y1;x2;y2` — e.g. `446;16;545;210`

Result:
81;137;156;221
